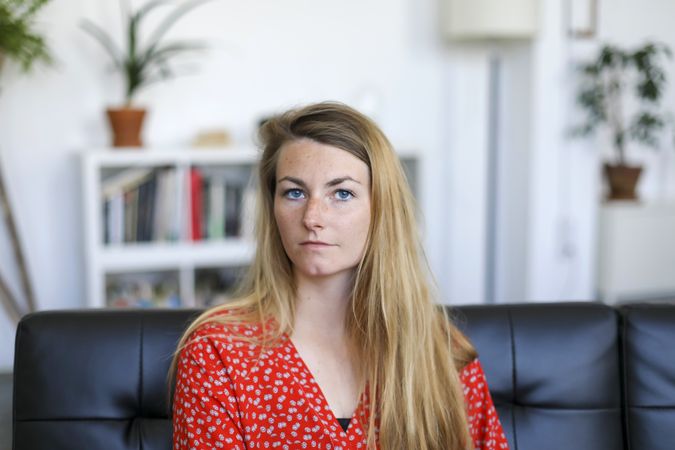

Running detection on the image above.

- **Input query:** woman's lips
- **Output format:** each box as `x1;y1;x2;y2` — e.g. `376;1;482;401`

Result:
300;241;334;249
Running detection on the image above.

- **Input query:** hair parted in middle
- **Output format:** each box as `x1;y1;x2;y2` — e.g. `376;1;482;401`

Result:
172;101;476;450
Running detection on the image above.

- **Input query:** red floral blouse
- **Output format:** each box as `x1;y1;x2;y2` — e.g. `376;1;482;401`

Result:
172;318;509;449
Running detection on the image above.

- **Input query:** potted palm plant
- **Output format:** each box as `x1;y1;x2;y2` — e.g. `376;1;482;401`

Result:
573;41;674;201
0;0;53;321
81;0;211;147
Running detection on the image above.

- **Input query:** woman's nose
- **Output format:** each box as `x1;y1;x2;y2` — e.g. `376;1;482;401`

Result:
302;198;325;229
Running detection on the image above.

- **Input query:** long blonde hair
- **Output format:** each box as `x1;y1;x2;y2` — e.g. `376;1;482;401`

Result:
171;101;476;449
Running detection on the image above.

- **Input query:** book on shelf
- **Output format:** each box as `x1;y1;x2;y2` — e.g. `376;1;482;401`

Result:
101;167;154;198
207;177;225;239
105;193;124;244
153;168;170;242
124;189;138;242
240;186;256;240
224;183;243;237
135;175;156;242
200;176;210;240
190;168;203;241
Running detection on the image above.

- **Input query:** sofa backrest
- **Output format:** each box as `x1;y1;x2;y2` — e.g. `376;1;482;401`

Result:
456;303;623;450
620;304;675;450
13;309;200;450
14;302;667;450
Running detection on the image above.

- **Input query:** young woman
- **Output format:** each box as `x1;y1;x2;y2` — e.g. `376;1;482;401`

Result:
171;102;508;450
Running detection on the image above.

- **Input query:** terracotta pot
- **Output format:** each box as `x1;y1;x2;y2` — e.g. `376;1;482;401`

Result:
106;107;147;147
603;163;642;201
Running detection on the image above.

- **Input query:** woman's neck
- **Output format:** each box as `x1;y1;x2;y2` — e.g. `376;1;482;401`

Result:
292;271;353;343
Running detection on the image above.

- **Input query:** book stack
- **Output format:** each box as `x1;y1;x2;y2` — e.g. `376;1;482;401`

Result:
101;166;185;244
189;166;255;241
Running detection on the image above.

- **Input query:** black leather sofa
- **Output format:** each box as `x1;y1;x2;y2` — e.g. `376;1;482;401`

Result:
12;302;675;449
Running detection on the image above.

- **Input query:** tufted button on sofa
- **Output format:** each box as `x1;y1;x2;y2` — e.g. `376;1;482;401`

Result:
12;302;675;449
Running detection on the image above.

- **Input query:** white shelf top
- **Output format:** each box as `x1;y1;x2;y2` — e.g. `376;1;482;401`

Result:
601;200;675;211
81;146;420;167
99;240;255;272
82;147;261;166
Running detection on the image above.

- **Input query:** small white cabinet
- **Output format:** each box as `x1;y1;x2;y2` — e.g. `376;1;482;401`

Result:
596;201;675;303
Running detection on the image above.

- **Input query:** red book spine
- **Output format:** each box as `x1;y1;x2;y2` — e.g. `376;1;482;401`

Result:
190;168;203;241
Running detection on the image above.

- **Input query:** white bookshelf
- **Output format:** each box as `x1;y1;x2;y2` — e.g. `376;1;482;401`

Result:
81;147;258;308
81;146;421;309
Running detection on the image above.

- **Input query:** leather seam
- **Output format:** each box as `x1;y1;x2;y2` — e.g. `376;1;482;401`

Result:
492;405;623;411
139;314;144;450
15;417;168;422
628;405;675;410
621;308;631;450
12;319;24;450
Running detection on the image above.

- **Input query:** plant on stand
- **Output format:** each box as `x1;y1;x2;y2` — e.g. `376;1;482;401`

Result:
0;0;53;321
81;0;211;147
573;41;675;201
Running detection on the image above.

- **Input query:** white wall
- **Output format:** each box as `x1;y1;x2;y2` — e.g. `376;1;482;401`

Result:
2;0;675;371
526;0;592;302
442;45;491;303
495;43;532;303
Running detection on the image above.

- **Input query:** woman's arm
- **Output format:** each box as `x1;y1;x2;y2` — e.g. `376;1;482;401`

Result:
172;336;246;449
460;359;510;450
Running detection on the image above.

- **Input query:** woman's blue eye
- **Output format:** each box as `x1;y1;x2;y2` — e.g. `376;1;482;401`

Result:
284;189;304;199
335;189;353;201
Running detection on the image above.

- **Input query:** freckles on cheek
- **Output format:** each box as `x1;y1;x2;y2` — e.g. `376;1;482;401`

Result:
273;201;285;226
273;207;294;247
272;207;284;237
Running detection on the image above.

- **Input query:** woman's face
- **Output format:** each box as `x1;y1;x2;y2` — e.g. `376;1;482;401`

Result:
273;138;371;282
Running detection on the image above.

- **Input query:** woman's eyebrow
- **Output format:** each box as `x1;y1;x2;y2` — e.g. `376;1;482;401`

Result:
326;176;361;187
277;176;362;187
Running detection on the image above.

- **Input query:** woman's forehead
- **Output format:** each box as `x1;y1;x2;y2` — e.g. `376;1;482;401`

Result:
276;139;370;183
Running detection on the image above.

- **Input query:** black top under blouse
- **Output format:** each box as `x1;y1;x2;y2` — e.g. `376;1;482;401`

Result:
337;417;351;432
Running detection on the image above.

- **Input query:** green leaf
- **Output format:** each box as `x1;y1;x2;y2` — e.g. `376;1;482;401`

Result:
141;40;206;66
143;0;213;58
630;111;665;147
80;19;124;70
0;0;53;73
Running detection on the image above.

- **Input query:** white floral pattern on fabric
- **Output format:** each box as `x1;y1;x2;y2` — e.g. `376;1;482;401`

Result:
173;319;509;449
460;359;510;449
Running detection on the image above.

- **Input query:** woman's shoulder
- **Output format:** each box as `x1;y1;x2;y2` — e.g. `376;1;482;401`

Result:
180;306;280;369
186;307;274;346
458;358;494;396
459;358;482;379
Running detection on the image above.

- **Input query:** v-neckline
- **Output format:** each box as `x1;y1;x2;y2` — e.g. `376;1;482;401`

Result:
283;333;366;437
